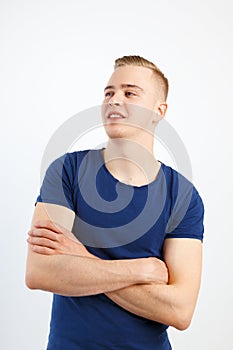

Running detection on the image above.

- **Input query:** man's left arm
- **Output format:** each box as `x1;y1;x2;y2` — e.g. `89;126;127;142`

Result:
106;238;202;330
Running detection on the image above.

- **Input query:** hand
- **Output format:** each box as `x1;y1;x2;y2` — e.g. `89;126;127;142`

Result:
140;257;168;285
27;220;94;258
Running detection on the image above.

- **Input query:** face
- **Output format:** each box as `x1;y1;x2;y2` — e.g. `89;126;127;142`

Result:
101;65;167;140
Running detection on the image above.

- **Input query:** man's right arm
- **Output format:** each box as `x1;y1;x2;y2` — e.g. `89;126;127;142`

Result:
25;203;166;296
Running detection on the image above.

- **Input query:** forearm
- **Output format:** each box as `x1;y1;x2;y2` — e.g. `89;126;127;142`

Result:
26;250;154;297
26;217;201;330
106;283;192;330
105;240;202;331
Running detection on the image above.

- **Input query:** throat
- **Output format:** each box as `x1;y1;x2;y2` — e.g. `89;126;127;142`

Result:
102;148;161;187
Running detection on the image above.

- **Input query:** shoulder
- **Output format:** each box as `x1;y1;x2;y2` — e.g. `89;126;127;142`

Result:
65;148;101;164
161;162;203;203
50;149;103;185
161;163;205;239
47;149;99;171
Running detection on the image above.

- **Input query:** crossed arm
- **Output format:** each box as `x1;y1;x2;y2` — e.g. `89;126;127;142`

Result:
25;203;202;330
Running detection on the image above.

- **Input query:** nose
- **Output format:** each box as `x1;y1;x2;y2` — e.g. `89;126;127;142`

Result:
108;100;122;106
108;91;123;106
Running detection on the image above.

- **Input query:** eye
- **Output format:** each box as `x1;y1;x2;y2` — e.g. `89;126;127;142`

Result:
104;91;113;98
125;91;136;97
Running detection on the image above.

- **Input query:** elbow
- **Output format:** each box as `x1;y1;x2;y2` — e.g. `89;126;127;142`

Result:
25;251;50;291
172;310;192;331
25;275;37;290
174;316;191;331
25;270;40;290
150;306;192;330
25;264;46;291
25;274;49;291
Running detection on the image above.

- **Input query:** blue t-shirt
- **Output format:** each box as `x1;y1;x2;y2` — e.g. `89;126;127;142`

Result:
37;148;204;350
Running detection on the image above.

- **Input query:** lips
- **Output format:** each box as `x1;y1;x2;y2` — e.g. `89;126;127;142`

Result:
107;111;126;119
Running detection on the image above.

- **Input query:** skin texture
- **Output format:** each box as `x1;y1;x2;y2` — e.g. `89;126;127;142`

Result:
26;204;169;297
27;203;202;330
101;66;167;159
26;65;203;330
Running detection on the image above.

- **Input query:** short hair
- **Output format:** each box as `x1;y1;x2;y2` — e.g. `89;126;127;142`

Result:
114;55;169;101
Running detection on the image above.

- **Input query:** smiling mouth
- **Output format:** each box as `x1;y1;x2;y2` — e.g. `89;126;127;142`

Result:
107;113;126;120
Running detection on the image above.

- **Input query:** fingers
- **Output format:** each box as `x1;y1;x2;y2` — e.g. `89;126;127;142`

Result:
27;235;57;249
32;220;65;234
28;228;59;241
27;227;60;255
27;226;75;252
27;223;85;257
30;244;57;255
31;220;81;244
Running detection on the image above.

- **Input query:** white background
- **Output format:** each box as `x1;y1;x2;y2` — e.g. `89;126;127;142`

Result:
1;0;233;349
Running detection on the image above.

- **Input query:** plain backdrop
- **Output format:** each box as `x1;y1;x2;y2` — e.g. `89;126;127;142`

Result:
1;0;233;349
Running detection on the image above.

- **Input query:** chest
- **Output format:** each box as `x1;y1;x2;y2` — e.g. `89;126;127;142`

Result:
72;183;170;260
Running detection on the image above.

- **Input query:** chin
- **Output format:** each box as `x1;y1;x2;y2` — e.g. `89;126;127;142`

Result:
104;125;128;139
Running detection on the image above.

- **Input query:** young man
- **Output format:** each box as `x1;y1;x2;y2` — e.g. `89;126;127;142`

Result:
26;56;204;350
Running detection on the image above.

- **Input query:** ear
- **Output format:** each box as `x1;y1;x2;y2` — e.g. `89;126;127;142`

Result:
152;102;168;124
157;102;168;117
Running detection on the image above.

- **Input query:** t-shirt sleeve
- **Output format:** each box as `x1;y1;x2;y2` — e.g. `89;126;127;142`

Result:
165;180;205;241
36;153;75;211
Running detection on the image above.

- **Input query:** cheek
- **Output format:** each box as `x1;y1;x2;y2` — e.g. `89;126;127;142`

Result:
141;97;156;110
101;102;107;117
126;103;153;119
128;95;155;111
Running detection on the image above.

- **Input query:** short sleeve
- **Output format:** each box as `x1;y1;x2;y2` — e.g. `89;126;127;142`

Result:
165;181;205;241
36;153;75;211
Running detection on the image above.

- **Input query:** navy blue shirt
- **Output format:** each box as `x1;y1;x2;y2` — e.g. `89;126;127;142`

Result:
37;149;204;350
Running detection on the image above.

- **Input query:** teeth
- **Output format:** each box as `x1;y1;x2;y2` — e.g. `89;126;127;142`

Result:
109;114;124;119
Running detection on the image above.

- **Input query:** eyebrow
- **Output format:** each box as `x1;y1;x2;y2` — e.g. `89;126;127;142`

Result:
104;84;144;92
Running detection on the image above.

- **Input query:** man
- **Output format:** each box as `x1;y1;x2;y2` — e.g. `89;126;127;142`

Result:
26;55;204;349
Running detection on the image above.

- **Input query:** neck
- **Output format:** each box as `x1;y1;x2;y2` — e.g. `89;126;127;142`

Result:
102;138;161;186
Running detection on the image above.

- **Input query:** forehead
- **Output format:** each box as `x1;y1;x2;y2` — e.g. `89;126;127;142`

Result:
106;65;155;89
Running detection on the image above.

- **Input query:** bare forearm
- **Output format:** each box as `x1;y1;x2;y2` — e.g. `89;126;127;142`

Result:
106;284;173;325
105;240;202;330
106;283;197;330
26;251;154;297
26;218;202;331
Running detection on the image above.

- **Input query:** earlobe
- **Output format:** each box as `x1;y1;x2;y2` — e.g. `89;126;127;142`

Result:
158;103;168;118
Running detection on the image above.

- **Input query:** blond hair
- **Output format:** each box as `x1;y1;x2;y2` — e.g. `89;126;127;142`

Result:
114;55;169;100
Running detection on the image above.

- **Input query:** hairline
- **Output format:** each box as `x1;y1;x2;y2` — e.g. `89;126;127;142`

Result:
114;64;167;101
